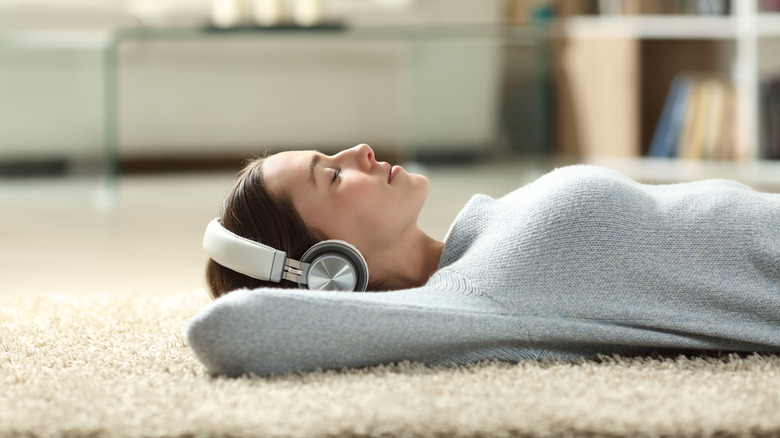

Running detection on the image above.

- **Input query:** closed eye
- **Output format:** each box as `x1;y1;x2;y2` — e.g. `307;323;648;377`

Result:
331;166;341;184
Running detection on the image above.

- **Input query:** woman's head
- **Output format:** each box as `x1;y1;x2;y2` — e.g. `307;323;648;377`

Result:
205;157;319;298
206;144;432;298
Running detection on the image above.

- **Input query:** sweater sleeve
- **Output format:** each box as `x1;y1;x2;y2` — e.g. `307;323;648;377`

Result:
185;282;530;376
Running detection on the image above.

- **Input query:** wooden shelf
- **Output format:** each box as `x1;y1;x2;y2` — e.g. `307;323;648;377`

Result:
563;14;780;40
556;7;780;164
583;156;780;191
563;15;737;40
757;14;780;37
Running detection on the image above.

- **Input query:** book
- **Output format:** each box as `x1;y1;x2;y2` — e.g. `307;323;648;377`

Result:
700;78;725;159
679;79;707;159
761;78;780;160
648;75;693;158
649;73;735;160
715;82;735;160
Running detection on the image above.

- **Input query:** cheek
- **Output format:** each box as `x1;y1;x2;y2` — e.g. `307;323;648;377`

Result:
338;189;380;226
293;194;334;240
299;177;426;242
296;192;365;241
325;187;389;239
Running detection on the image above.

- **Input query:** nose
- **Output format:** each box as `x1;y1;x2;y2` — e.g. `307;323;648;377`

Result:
338;143;375;171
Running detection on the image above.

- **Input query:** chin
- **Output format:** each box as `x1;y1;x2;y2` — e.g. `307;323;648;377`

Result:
405;172;429;192
409;174;431;206
409;172;430;185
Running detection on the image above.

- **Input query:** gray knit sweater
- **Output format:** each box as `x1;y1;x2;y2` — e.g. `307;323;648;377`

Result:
186;165;780;376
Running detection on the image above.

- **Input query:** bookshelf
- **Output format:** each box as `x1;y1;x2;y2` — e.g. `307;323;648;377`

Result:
553;2;780;177
563;15;739;39
564;13;780;39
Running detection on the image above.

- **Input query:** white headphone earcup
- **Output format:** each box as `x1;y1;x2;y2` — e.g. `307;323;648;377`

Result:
300;240;369;292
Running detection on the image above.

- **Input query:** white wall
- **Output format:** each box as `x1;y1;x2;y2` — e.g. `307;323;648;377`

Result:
0;0;506;162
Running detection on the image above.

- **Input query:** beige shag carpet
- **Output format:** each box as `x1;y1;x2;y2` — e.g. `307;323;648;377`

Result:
3;290;780;437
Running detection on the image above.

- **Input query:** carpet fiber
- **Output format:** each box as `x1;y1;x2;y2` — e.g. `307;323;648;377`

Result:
3;290;780;437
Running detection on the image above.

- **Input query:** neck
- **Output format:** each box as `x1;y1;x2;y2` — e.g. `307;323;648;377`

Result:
367;230;444;291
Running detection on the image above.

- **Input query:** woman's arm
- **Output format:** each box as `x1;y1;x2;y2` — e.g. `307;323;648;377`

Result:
185;286;528;376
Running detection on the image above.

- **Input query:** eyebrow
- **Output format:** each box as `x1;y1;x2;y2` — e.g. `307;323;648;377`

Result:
308;153;321;186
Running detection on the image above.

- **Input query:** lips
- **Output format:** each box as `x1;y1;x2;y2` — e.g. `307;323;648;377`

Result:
381;161;404;184
383;162;392;183
389;165;403;184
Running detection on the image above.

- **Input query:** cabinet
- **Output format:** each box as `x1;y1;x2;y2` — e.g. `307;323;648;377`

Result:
106;25;546;168
553;2;780;186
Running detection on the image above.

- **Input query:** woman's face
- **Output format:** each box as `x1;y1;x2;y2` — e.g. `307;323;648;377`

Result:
262;144;431;250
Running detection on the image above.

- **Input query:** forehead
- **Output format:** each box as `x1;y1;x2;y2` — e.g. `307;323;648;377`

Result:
262;150;314;197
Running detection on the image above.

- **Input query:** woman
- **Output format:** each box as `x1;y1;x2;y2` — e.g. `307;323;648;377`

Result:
188;144;780;377
204;143;440;295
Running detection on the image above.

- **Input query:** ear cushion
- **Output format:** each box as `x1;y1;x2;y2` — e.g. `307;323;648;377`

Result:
300;240;369;292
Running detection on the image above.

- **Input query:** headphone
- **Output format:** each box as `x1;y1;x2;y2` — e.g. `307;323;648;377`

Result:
203;218;369;292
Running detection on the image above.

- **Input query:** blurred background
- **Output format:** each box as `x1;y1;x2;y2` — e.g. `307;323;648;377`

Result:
1;0;779;295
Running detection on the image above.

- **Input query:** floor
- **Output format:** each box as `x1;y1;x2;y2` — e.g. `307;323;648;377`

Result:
2;158;778;296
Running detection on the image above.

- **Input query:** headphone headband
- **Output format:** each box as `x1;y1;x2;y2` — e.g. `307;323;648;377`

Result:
203;218;287;282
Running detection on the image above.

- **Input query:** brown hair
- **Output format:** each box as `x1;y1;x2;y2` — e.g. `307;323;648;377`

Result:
205;157;319;299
